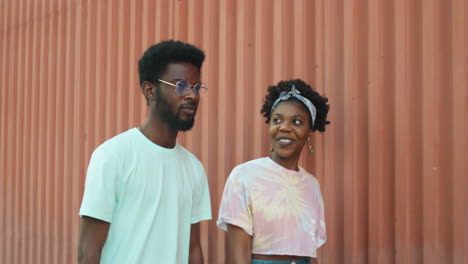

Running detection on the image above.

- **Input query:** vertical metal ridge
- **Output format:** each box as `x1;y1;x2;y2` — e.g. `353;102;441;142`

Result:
0;0;8;254
115;0;125;134
29;0;39;262
43;0;52;261
10;0;18;262
16;0;27;262
435;1;455;262
368;1;396;263
12;0;21;260
343;1;370;263
62;1;75;262
394;1;424;263
451;1;467;263
4;0;14;262
22;1;32;263
422;0;454;263
38;0;48;262
53;1;65;263
44;0;55;262
321;0;346;263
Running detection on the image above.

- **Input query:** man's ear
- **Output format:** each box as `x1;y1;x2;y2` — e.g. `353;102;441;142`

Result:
142;81;155;102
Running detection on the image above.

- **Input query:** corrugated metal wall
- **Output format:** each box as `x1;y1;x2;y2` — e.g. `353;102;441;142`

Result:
1;0;466;263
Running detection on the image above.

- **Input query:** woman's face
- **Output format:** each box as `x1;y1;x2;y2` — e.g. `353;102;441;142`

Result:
269;100;311;164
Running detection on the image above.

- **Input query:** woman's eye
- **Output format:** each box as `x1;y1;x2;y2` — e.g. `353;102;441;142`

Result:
293;119;302;125
272;118;281;124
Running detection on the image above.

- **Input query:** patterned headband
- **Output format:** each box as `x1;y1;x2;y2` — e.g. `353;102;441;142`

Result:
270;84;317;126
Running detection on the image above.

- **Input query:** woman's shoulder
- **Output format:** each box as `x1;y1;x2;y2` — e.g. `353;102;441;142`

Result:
298;167;323;191
232;157;270;173
228;157;270;181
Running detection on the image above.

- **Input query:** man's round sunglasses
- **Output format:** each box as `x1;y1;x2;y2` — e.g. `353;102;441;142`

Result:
157;79;208;97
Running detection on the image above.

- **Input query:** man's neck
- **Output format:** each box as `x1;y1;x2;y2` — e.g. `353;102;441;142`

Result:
139;114;178;149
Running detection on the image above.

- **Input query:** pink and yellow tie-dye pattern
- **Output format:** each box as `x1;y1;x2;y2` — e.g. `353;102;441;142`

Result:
217;157;326;258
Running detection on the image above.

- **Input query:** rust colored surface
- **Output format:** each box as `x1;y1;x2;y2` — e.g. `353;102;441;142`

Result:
1;0;466;263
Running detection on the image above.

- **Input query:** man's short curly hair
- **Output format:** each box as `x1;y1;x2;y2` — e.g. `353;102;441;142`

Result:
260;79;330;132
138;40;205;87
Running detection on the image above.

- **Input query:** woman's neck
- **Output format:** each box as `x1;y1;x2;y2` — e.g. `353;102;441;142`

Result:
269;153;300;171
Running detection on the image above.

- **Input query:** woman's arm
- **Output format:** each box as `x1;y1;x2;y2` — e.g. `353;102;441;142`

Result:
226;224;252;264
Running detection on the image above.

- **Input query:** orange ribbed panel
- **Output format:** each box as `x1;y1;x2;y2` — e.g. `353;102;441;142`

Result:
1;0;466;263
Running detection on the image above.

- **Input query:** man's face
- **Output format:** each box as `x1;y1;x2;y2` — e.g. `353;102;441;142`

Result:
154;62;201;131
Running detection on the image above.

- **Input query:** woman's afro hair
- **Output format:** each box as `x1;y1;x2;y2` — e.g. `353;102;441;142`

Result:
260;79;330;132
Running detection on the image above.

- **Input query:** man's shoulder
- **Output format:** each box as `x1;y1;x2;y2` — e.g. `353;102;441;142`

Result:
176;144;201;161
93;128;137;154
175;144;205;173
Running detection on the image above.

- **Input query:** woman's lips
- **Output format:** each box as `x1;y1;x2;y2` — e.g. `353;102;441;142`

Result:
276;137;294;146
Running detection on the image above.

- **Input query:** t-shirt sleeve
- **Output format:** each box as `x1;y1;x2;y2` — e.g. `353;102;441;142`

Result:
315;181;326;248
216;167;253;236
191;163;212;224
79;146;120;223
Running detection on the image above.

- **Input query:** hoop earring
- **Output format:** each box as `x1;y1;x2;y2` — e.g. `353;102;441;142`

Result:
307;137;314;154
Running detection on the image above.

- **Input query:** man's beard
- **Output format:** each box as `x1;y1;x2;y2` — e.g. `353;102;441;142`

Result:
155;89;196;131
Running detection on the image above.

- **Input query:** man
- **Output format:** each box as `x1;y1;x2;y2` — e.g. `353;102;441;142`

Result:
78;40;211;264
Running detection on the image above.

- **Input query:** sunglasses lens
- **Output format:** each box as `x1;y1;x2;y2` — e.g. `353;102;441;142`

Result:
175;81;189;96
193;83;201;95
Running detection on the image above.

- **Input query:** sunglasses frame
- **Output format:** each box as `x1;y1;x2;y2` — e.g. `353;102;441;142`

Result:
157;79;207;96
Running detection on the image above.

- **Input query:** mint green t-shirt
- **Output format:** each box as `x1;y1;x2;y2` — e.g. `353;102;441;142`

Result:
79;128;212;264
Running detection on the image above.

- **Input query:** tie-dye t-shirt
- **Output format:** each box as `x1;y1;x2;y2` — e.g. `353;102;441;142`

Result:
217;157;326;258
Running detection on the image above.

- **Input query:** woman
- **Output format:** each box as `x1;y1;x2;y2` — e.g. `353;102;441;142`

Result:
217;79;330;264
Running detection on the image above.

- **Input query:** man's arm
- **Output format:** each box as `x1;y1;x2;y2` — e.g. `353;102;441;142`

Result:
189;223;204;264
77;216;110;264
226;224;252;264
